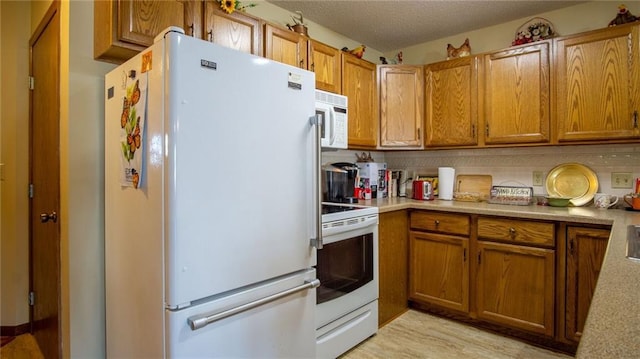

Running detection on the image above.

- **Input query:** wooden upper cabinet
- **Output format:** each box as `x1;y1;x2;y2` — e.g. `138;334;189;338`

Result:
310;40;341;93
183;1;203;38
264;24;308;69
424;57;478;147
95;0;185;63
203;1;262;56
378;65;424;148
342;53;378;149
482;41;550;145
555;23;640;142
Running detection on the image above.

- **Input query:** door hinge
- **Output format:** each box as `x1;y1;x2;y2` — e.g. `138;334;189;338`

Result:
29;184;34;198
29;291;35;306
29;76;35;90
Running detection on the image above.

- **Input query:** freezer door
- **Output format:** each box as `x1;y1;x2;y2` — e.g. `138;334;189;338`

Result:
162;33;318;307
166;269;317;358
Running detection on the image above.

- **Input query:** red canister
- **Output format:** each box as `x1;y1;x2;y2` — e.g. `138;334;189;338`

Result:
412;180;434;200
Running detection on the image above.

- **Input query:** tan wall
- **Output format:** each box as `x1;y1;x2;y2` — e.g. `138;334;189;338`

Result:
398;1;640;64
246;0;384;64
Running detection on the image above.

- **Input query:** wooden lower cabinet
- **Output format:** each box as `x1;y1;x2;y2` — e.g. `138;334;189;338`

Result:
476;241;555;336
378;211;409;327
565;226;610;342
410;231;469;313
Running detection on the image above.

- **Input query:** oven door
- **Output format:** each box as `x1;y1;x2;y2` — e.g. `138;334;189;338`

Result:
316;217;378;329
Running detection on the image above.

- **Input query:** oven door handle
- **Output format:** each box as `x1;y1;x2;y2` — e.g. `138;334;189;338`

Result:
321;214;378;239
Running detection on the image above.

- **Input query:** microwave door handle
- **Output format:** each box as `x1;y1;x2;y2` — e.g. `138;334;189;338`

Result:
329;107;337;146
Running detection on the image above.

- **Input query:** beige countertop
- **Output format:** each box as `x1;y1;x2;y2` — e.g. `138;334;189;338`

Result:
362;197;640;358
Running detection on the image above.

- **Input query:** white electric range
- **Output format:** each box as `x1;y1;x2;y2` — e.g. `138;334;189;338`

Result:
316;202;379;358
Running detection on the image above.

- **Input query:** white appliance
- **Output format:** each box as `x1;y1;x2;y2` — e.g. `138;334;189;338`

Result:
316;89;348;149
104;27;321;358
316;203;379;358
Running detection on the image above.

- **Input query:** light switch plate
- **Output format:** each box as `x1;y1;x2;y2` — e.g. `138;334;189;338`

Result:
611;172;633;188
532;171;544;186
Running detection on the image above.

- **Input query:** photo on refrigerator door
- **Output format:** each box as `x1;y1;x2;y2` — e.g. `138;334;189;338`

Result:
117;70;147;188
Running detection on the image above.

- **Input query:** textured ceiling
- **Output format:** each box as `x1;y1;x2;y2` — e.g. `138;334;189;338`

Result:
266;0;583;52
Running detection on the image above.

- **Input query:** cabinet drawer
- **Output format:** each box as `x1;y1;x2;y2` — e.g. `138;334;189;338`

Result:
410;211;470;236
478;217;555;247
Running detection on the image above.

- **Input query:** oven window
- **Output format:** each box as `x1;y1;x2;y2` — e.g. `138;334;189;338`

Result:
316;233;373;304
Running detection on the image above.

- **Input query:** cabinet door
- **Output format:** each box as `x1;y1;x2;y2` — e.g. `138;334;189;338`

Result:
379;211;409;327
555;24;640;142
379;65;424;148
424;57;478;147
565;226;610;342
476;241;555;336
183;0;203;38
483;42;550;144
94;0;185;63
204;1;262;55
409;231;469;313
310;40;341;93
264;24;308;68
342;53;378;148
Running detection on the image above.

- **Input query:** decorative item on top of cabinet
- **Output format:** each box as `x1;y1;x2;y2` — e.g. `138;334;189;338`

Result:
264;23;308;69
94;0;185;63
342;53;378;149
481;41;550;145
565;226;610;343
424;56;478;147
378;65;424;148
554;23;640;143
608;4;639;26
446;38;471;60
203;1;262;56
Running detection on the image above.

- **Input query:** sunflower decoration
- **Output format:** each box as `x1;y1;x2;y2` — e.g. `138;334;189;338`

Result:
219;0;256;14
120;79;142;162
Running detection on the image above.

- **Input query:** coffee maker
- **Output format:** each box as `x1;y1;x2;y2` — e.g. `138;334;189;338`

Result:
322;162;359;203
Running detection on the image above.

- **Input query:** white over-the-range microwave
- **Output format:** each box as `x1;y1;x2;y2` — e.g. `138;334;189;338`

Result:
315;89;348;149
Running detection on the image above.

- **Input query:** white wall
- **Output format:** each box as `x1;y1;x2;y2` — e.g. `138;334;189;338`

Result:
397;1;640;64
246;0;384;64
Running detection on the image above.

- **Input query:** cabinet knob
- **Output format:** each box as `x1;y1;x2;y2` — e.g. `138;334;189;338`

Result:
434;220;440;226
207;30;213;42
509;227;516;235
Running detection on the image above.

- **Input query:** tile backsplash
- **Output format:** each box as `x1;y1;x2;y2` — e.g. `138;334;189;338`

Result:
322;144;640;201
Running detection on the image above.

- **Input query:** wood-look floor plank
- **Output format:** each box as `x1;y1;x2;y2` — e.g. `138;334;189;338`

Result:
341;310;573;359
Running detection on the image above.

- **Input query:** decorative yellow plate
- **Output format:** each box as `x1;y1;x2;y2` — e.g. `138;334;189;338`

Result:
545;163;598;207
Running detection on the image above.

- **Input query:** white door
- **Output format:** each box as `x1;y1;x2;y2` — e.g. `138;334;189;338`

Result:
166;269;317;358
162;33;318;307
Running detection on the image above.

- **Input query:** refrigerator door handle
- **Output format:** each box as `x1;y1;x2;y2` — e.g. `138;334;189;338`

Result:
187;279;320;331
310;115;323;249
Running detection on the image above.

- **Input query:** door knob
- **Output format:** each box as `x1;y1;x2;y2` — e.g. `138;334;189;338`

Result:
40;211;57;223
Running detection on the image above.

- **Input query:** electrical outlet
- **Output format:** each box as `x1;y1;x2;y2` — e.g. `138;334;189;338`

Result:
611;172;633;188
532;171;544;186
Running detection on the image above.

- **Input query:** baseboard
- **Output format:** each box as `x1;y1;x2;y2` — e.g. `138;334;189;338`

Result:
0;323;30;337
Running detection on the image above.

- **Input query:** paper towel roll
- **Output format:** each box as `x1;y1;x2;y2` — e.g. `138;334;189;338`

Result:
438;167;455;200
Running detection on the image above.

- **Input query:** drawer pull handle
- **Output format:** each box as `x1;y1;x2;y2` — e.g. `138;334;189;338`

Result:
509;227;516;235
434;220;440;226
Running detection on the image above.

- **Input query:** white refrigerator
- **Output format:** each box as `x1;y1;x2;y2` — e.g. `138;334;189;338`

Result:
104;27;320;358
